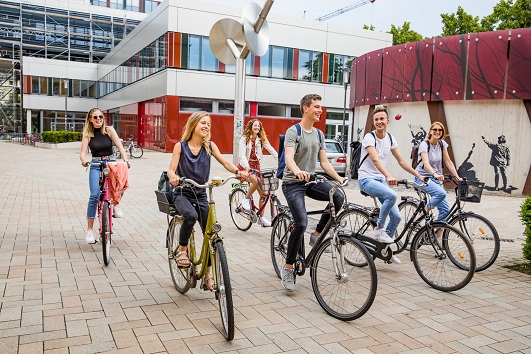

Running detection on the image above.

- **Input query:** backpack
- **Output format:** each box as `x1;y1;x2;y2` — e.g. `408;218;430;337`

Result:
349;140;362;179
411;140;444;169
357;131;394;169
276;123;323;179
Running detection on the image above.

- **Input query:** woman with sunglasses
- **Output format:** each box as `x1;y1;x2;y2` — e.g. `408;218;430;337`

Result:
80;108;130;244
414;121;462;223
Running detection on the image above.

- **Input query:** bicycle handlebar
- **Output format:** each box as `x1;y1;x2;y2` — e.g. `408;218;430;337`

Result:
173;175;239;192
397;178;430;191
305;173;349;187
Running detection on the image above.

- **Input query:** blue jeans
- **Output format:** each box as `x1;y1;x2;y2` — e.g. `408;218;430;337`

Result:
282;181;344;265
358;178;401;238
86;159;115;219
414;176;450;221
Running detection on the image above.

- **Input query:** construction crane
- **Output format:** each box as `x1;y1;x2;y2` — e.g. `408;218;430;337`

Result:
315;0;376;22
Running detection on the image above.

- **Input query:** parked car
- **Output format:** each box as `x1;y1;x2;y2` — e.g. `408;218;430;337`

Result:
315;139;347;176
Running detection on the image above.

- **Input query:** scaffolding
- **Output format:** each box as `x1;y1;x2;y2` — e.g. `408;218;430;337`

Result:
0;47;22;133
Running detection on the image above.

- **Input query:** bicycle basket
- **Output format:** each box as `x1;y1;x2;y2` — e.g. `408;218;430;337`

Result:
457;180;484;203
155;190;176;215
257;169;279;191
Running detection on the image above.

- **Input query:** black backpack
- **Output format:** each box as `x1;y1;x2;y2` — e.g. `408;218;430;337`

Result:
277;123;323;179
357;131;394;169
411;140;444;169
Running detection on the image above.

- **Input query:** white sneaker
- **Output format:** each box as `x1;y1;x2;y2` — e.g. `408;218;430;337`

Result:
241;198;251;211
85;229;96;244
281;266;296;291
390;255;401;264
373;228;394;244
260;216;271;227
113;204;124;218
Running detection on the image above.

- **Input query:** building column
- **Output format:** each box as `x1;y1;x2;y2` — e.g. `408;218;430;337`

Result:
26;109;32;133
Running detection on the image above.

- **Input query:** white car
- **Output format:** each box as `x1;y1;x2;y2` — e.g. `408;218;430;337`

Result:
316;139;347;177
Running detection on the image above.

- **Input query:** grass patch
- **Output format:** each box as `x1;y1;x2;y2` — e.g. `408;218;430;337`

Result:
503;262;531;276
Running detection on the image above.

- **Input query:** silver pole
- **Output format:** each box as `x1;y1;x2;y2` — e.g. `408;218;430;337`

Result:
341;69;349;151
233;56;246;165
64;80;68;131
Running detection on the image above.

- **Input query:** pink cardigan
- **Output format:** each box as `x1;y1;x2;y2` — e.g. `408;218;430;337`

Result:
107;162;129;204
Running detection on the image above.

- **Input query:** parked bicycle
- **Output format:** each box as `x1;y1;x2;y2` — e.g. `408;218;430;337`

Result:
340;179;476;292
21;132;42;146
156;175;237;341
398;175;498;271
270;175;377;321
229;168;282;230
114;135;143;159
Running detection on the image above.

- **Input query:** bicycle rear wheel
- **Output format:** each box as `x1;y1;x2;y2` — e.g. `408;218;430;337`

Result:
396;200;421;254
449;213;499;272
130;144;143;158
101;201;111;266
410;223;476;292
168;217;192;294
311;236;377;321
270;213;292;278
229;188;252;231
213;240;234;341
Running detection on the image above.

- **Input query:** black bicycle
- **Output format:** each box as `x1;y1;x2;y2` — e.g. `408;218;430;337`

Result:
270;175;377;321
340;179;476;292
398;175;498;271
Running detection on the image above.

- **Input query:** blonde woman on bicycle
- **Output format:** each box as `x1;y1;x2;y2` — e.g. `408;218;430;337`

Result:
166;111;248;291
237;119;278;227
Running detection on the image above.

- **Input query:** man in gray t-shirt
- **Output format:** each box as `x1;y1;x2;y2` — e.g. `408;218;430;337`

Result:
280;94;346;291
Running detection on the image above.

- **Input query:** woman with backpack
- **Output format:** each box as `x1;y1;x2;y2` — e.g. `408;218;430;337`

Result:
414;121;462;222
237;119;278;227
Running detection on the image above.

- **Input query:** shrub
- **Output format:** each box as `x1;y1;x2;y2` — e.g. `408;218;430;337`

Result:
41;131;82;144
520;197;531;261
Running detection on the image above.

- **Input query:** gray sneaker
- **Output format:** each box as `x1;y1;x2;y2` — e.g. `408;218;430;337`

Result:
281;266;296;291
309;235;319;246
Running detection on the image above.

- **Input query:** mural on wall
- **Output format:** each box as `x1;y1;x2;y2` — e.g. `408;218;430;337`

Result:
408;124;427;146
482;135;516;193
457;143;478;182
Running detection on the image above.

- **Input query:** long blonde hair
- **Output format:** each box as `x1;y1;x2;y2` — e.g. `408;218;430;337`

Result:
82;108;108;138
427;121;447;140
243;119;268;145
181;111;212;155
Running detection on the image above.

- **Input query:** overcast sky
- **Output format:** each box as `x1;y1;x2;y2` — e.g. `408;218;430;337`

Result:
205;0;500;38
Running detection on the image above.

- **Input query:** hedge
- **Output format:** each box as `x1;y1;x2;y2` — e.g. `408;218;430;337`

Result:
520;196;531;261
41;131;83;143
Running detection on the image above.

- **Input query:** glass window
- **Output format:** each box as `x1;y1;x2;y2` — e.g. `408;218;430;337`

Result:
91;0;107;6
144;0;160;13
201;37;217;71
325;141;343;153
31;77;40;94
40;77;48;95
73;79;81;97
180;98;213;112
258;103;285;117
298;50;311;81
271;46;286;78
289;106;302;118
218;101;234;114
260;46;270;77
52;78;60;95
88;82;97;98
125;0;140;11
311;52;323;82
81;81;89;97
188;35;200;70
109;0;123;9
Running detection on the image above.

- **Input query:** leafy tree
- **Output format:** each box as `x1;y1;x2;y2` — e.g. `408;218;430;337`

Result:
440;6;482;36
481;0;531;31
363;24;375;31
388;22;423;45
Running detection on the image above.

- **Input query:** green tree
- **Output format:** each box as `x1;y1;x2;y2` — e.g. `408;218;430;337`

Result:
481;0;531;31
388;22;423;45
363;24;375;31
440;6;482;36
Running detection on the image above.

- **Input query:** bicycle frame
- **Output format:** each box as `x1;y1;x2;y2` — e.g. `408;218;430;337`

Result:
97;162;113;242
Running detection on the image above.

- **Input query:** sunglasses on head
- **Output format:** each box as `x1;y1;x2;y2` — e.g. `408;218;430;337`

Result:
431;128;443;132
92;115;104;120
374;104;388;111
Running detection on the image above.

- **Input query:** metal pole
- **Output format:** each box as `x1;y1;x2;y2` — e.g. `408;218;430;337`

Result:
64;80;68;131
233;56;246;165
341;68;349;151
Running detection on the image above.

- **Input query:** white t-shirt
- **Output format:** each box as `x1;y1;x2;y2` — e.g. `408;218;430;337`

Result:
358;131;398;180
415;140;449;176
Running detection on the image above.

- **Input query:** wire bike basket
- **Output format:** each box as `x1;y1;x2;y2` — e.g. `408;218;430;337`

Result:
257;169;279;192
457;180;484;203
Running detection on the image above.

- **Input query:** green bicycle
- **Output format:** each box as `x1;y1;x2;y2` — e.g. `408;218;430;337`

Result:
156;175;238;341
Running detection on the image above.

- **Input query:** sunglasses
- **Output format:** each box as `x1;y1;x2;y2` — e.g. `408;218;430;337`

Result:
374;104;388;111
431;128;443;132
92;115;104;120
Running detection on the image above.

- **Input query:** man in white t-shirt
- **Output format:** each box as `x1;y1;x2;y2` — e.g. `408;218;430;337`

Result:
358;105;425;264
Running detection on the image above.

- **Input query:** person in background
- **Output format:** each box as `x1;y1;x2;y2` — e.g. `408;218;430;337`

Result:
80;108;130;244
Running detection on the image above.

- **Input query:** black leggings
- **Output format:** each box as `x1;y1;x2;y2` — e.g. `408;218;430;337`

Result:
173;188;209;247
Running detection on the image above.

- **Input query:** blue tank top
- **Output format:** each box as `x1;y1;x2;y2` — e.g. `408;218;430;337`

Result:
176;141;211;184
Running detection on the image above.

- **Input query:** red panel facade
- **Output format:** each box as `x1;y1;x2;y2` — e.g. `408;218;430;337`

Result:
349;60;356;109
432;34;467;101
353;55;366;107
467;31;508;100
381;44;405;103
403;39;433;102
506;28;531;100
364;49;383;105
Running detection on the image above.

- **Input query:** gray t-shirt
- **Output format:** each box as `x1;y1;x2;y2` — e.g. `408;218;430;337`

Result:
358;131;398;181
282;125;325;183
415;140;448;177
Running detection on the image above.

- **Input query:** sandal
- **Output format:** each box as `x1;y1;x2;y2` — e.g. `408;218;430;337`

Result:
201;275;215;292
175;250;191;268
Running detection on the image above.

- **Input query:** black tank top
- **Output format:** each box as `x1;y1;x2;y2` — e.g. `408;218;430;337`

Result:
88;129;113;157
176;141;211;184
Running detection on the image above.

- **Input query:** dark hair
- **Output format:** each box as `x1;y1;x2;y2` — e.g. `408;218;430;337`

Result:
300;94;322;115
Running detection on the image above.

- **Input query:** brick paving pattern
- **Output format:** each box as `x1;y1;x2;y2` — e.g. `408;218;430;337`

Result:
0;141;530;353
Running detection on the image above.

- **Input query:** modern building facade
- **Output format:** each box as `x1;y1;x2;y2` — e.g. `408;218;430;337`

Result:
11;0;392;153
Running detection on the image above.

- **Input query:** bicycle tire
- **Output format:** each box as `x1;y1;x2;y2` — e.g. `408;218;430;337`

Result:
213;240;234;341
229;188;252;231
271;195;282;220
112;146;121;159
449;213;499;272
410;222;476;292
130;144;143;158
396;200;421;254
311;236;377;321
270;213;292;278
101;201;111;266
168;217;192;294
335;208;372;266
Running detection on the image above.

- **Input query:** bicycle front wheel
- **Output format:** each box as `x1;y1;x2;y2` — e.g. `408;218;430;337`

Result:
130;144;143;158
229;188;252;231
410;223;476;292
311;236;377;321
396;200;420;254
213;240;234;341
270;213;292;278
101;201;111;266
449;213;499;272
167;217;191;294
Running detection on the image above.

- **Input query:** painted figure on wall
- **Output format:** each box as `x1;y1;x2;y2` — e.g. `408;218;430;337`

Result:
457;143;478;182
482;135;511;192
409;124;427;146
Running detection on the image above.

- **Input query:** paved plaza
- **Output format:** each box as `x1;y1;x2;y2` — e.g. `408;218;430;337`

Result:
0;141;530;354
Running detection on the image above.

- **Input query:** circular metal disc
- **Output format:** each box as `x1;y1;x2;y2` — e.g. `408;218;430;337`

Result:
209;18;246;65
242;2;270;57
